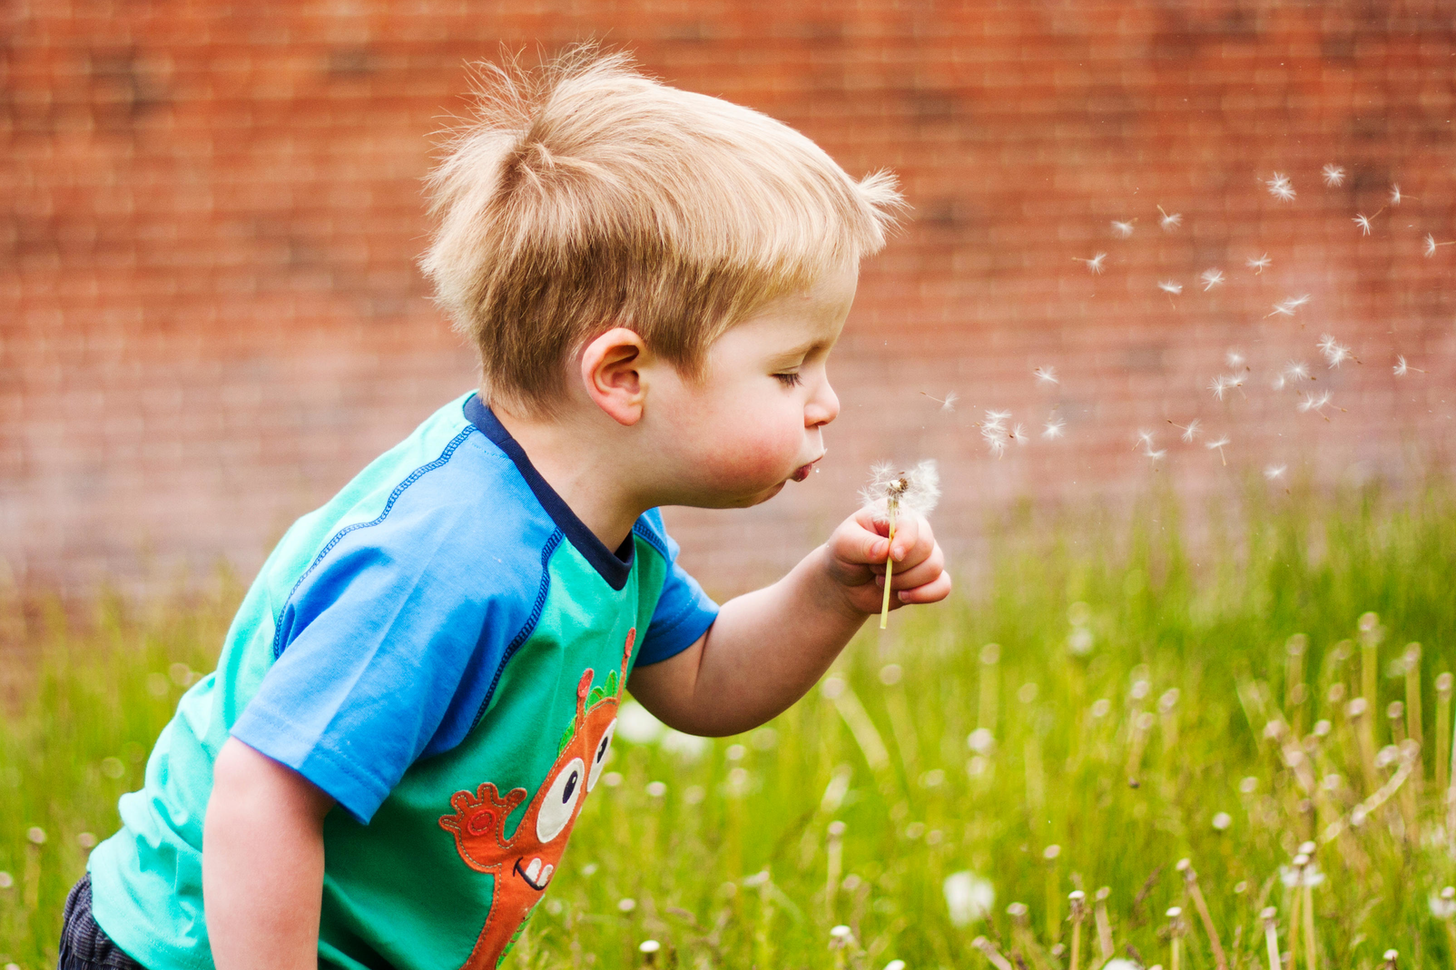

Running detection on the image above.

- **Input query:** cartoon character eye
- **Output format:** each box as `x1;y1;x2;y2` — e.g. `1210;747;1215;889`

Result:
587;719;617;792
536;757;585;843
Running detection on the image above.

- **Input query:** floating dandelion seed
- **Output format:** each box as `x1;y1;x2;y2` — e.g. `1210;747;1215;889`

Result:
982;409;1010;431
1389;184;1415;206
1318;334;1355;368
1135;429;1155;451
1135;430;1165;461
1266;295;1311;319
1322;164;1346;187
1034;366;1060;385
1247;253;1271;274
1393;355;1424;376
1424;233;1455;257
1266;172;1296;201
1297;391;1343;420
1111;219;1136;239
861;461;940;629
1265;464;1287;481
1209;376;1230;401
1009;423;1029;445
1042;416;1065;440
1274;360;1313;390
920;391;958;412
1199;268;1226;291
1206;436;1230;466
1170;418;1201;443
1226;351;1246;369
1157;280;1183;295
1158;205;1182;231
1077;253;1107;274
1353;207;1385;236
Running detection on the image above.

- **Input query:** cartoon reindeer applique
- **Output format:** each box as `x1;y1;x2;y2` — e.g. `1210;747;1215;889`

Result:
439;629;633;969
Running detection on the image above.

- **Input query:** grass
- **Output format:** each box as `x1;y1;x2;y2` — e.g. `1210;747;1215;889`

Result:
2;485;1456;969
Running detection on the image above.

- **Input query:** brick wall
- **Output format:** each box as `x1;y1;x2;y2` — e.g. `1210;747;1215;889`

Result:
3;1;1454;600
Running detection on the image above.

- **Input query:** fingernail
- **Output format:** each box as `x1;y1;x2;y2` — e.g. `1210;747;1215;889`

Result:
892;545;903;561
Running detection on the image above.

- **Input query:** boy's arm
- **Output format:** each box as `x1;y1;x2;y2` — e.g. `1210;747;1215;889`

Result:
629;508;949;736
204;737;335;970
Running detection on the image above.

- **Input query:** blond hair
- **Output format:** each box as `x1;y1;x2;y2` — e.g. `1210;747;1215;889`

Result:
419;45;904;415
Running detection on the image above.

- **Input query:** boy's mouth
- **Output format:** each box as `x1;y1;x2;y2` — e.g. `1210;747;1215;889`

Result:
791;457;823;482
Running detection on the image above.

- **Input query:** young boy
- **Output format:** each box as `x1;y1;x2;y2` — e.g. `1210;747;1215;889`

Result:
61;47;949;970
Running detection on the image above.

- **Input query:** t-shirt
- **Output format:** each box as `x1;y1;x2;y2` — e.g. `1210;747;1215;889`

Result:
85;392;719;970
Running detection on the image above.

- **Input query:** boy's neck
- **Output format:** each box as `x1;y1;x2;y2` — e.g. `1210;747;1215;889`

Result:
490;399;648;553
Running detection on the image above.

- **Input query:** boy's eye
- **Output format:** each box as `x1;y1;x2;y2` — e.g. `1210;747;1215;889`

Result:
774;372;804;388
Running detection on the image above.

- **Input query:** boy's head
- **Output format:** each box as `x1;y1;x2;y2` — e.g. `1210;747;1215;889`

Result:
419;45;904;418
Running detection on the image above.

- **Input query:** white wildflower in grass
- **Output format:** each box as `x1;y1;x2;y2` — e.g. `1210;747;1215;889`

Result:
1246;253;1271;274
1034;366;1059;385
1199;268;1226;291
1157;280;1183;295
1170;418;1200;443
1042;416;1066;440
1158;205;1182;231
1264;464;1287;481
1206;436;1230;466
1393;355;1424;376
1424;233;1455;257
1076;253;1107;274
1278;861;1326;888
1322;163;1346;187
943;871;996;927
1266;172;1295;201
920;391;958;412
1111;219;1136;238
861;461;940;629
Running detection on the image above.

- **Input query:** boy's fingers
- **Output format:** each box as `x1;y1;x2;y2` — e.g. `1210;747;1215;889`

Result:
873;544;945;590
896;569;953;604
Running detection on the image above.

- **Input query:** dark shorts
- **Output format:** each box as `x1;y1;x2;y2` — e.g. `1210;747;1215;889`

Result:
58;874;148;970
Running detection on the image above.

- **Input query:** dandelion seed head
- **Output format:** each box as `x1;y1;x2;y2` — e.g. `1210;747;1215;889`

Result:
860;461;940;518
943;871;996;927
1157;280;1183;295
1322;163;1346;187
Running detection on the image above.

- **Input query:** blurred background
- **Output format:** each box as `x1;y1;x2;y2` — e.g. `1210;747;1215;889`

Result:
3;0;1453;601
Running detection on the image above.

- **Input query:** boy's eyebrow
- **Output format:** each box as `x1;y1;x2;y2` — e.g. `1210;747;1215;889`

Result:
766;339;827;365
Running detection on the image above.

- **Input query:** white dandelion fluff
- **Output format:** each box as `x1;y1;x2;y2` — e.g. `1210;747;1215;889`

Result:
1264;464;1286;481
1321;164;1346;187
1111;219;1136;239
1266;295;1311;318
1226;350;1246;369
1318;334;1353;368
1209;375;1231;401
1424;233;1455;257
1206;436;1231;466
1389;183;1409;206
1266;172;1296;201
860;461;941;520
943;871;995;927
921;391;958;412
1353;208;1385;235
1246;253;1271;274
1157;280;1183;295
1076;252;1107;274
1172;418;1201;443
1042;416;1065;440
1199;268;1226;291
1157;205;1182;231
1393;355;1424;376
1034;366;1059;385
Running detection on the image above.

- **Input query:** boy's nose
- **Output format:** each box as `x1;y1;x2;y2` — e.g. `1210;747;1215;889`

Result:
805;381;839;428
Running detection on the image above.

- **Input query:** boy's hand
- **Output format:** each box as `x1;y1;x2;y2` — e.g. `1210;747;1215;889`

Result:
822;506;951;615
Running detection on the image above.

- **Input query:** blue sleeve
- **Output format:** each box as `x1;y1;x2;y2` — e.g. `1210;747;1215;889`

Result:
231;492;538;825
634;509;719;667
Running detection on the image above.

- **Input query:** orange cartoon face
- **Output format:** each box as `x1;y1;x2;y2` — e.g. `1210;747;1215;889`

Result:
438;629;633;969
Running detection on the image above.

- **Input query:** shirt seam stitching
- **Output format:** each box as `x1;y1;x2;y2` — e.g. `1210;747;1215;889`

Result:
468;530;564;733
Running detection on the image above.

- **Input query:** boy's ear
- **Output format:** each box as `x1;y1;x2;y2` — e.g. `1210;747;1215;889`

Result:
580;327;649;426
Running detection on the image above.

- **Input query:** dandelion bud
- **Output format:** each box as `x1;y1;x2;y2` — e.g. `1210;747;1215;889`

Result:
1043;844;1061;861
1292;853;1309;868
1158;688;1179;714
830;925;853;941
1006;901;1029;922
1299;840;1316;856
1312;719;1331;738
1327;683;1346;704
639;940;661;954
25;827;45;845
1260;907;1277;924
980;643;1001;665
1437;672;1453;697
1386;701;1404;722
1346;698;1368;719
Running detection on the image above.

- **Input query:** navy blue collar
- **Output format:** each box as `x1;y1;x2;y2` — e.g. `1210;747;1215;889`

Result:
464;394;634;591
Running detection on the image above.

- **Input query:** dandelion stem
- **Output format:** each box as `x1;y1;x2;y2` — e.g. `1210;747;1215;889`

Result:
1302;881;1317;970
1436;673;1452;796
1363;636;1379;764
972;937;1015;970
879;510;896;630
1180;861;1228;970
1262;909;1281;970
1094;888;1115;961
1287;885;1302;970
